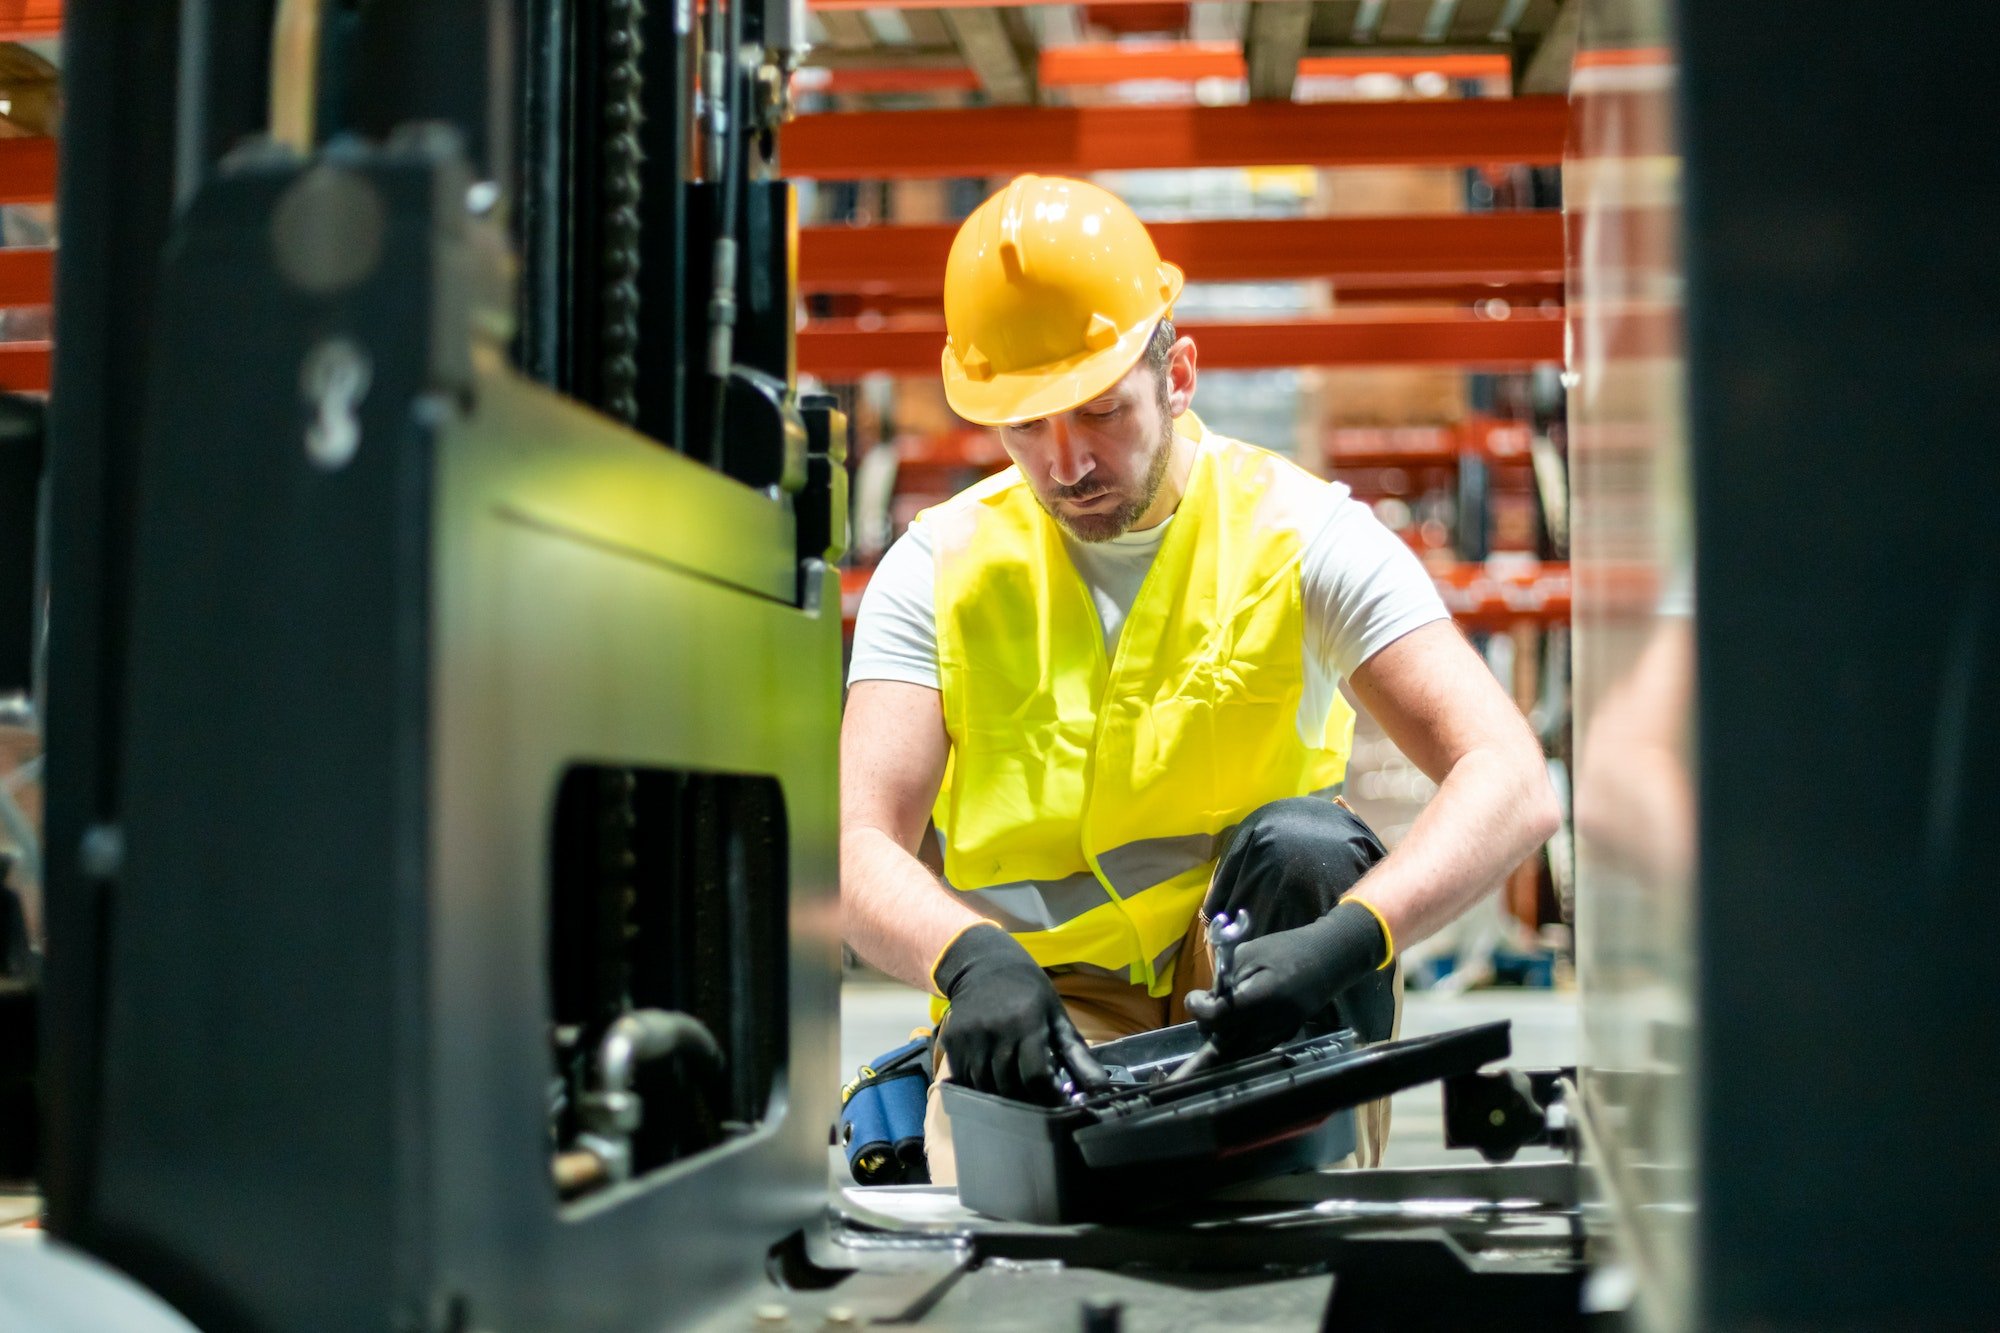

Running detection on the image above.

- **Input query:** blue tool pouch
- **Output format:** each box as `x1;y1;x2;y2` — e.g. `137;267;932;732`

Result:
838;1032;932;1185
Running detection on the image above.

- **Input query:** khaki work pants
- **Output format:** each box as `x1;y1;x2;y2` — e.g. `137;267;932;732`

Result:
922;909;1402;1186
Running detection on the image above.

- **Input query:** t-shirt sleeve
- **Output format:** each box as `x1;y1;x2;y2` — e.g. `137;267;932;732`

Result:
846;522;942;691
1301;492;1451;685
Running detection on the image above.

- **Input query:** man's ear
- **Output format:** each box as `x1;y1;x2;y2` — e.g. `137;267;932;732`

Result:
1168;335;1198;417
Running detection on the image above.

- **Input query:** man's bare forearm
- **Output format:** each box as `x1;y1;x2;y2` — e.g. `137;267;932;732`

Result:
841;825;989;993
1349;745;1560;949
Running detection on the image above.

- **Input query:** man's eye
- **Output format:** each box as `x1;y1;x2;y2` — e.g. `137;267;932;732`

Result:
1085;406;1121;420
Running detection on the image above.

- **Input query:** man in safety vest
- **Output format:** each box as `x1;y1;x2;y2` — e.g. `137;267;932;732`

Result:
841;175;1561;1182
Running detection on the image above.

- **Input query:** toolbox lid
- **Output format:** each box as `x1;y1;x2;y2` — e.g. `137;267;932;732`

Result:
1072;1021;1513;1169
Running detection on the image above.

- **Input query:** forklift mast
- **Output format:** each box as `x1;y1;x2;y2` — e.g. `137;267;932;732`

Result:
41;3;844;1330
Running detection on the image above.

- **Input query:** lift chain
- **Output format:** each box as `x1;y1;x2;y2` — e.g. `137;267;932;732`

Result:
601;0;646;424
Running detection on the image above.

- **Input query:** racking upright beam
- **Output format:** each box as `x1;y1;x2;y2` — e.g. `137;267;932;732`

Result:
786;97;1569;178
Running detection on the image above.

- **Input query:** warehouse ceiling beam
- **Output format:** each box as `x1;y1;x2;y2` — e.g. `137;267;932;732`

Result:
1448;0;1510;41
1189;0;1244;41
806;45;964;68
797;310;1562;377
941;6;1038;103
808;43;1514;91
786;96;1567;177
902;8;955;44
800;213;1564;293
1306;0;1361;46
1244;0;1311;99
1517;0;1582;94
1374;0;1433;43
814;7;876;48
0;44;60;136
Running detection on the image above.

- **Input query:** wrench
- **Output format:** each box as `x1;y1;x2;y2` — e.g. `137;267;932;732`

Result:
1209;909;1250;1000
1166;910;1253;1084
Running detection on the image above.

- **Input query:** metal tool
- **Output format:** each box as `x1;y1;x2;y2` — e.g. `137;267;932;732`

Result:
1209;909;1250;999
1054;915;1256;1104
1163;910;1253;1085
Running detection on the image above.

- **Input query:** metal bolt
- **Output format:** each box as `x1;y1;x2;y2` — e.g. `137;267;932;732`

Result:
754;1304;790;1327
1489;1108;1507;1127
823;1309;859;1329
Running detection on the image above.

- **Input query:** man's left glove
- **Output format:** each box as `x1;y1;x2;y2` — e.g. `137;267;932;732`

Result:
934;924;1111;1105
1183;898;1389;1061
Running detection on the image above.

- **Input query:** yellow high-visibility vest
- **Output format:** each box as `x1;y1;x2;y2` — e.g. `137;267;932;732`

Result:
923;418;1356;997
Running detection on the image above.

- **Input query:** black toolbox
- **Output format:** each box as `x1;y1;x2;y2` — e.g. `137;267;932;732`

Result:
942;1019;1514;1223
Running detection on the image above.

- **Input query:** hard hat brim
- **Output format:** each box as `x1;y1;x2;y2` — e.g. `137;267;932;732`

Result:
941;265;1185;428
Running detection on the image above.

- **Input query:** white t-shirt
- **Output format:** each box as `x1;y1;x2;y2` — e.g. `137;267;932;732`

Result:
849;455;1450;740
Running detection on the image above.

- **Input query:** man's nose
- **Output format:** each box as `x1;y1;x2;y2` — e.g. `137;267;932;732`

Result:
1046;417;1091;487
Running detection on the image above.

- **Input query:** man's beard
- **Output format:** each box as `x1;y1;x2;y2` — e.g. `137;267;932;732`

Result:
1042;396;1177;544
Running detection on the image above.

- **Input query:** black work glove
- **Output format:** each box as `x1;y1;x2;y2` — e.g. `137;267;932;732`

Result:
1183;899;1389;1062
934;925;1111;1105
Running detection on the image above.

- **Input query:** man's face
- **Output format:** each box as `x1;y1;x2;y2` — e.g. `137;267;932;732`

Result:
998;358;1176;543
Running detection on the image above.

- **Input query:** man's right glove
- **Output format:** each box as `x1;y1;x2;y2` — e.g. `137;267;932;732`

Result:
933;924;1111;1105
1183;897;1390;1062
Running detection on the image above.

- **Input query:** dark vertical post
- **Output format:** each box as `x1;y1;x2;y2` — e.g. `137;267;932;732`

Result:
172;0;272;204
1682;3;2000;1324
349;0;513;183
41;0;187;1238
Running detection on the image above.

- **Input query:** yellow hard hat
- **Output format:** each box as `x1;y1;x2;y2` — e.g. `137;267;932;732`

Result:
941;175;1185;427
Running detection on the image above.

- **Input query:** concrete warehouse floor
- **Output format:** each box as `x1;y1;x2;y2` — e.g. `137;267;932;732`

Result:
840;977;1578;1173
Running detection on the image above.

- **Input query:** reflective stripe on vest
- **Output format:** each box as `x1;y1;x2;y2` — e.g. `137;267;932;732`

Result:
926;419;1356;997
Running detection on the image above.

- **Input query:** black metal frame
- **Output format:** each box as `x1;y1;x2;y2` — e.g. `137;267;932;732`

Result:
40;3;846;1330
